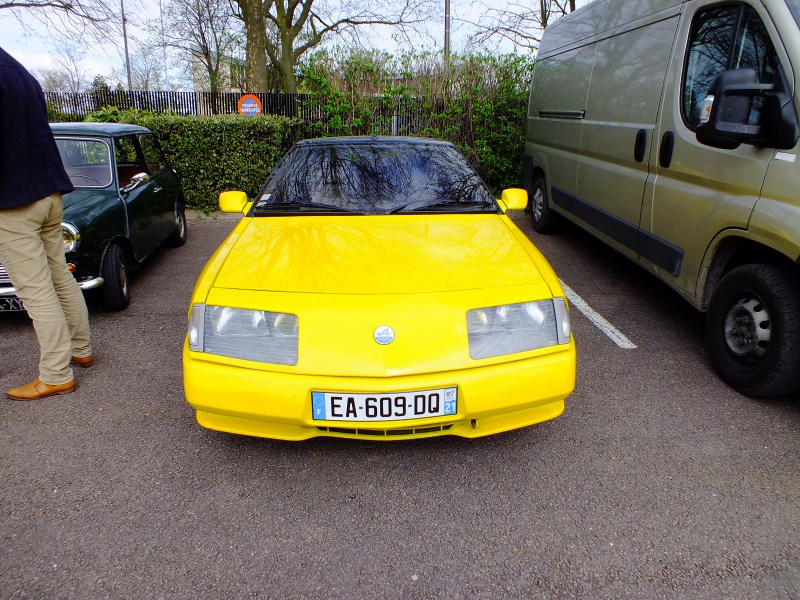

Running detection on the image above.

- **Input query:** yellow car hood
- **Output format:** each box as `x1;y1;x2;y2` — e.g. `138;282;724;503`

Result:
213;215;547;294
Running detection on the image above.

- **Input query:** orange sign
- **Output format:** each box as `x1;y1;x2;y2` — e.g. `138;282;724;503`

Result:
237;94;262;116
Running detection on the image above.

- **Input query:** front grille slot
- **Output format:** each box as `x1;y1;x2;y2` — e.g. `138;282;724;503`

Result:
317;424;453;437
0;262;11;285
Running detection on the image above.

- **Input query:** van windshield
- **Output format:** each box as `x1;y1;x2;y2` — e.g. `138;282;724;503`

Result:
788;0;800;27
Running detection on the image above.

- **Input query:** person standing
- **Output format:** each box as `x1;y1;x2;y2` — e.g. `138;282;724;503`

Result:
0;47;93;400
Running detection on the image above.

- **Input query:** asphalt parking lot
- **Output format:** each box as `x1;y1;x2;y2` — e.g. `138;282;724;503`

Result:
1;211;798;599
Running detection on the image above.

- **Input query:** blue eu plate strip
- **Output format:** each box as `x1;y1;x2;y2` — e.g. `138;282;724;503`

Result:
312;392;326;420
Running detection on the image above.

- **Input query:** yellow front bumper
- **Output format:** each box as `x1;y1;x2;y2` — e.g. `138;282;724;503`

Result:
182;342;575;441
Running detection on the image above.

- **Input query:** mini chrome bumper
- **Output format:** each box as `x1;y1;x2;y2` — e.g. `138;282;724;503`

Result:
0;277;105;297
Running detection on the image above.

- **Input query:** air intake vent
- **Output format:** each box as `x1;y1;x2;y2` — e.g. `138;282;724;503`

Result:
316;424;453;437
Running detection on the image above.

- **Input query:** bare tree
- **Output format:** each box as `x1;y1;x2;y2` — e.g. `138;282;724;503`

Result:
233;0;435;93
163;0;244;93
463;0;576;50
112;43;168;90
36;42;90;92
0;0;115;33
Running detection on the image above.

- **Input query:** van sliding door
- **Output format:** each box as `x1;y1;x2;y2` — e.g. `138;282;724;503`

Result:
573;9;681;260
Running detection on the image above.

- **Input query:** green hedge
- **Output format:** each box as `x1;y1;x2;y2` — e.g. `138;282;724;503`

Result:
120;113;310;212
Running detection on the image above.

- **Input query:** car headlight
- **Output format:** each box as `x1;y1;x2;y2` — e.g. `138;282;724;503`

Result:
62;222;80;253
188;304;298;365
467;298;571;359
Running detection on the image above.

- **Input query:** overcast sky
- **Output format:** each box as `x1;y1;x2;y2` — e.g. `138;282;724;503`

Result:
2;0;171;78
0;0;576;86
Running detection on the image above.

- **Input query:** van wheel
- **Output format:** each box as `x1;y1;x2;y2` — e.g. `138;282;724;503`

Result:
168;205;187;247
530;175;557;233
706;264;800;397
101;243;131;311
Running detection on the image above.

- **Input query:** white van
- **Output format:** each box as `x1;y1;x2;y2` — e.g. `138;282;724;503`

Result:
524;0;800;397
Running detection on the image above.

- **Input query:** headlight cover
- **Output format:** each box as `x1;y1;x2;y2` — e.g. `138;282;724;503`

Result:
188;304;298;365
467;298;570;359
62;222;80;253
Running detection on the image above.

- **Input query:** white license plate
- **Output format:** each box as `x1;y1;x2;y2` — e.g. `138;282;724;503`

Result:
312;388;457;422
0;297;25;312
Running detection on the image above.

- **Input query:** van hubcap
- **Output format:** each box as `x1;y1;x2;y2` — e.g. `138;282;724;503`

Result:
533;188;544;222
723;296;770;359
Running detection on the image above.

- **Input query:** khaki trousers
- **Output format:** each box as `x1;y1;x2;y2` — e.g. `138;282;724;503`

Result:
0;194;91;384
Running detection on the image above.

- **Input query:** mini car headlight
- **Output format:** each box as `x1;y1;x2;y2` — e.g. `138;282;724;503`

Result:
188;303;298;365
467;298;571;360
62;222;80;253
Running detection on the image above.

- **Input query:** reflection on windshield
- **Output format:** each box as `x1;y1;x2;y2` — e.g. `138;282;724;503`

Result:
254;141;496;215
56;138;113;188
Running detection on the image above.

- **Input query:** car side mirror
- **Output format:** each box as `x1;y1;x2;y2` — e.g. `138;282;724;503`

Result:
696;68;799;150
121;172;150;193
499;188;528;213
219;190;249;213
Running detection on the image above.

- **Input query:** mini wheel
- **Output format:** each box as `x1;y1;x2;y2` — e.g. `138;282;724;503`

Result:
168;205;188;247
101;243;131;311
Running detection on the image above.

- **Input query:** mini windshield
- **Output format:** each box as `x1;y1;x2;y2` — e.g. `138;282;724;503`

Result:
253;141;497;215
56;137;113;188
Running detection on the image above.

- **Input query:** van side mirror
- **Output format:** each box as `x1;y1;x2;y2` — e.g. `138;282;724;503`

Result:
696;68;799;150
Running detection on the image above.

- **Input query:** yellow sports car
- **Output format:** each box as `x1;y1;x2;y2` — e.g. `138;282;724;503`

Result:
183;137;575;441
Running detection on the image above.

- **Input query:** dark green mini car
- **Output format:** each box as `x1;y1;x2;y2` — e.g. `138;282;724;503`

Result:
0;122;187;312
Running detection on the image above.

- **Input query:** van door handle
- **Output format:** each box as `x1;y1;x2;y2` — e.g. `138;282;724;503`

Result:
634;129;647;162
659;131;675;168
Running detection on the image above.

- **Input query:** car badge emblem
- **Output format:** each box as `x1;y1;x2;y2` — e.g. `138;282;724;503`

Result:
374;326;395;345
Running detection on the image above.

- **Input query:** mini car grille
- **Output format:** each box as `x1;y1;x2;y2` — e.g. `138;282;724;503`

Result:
0;262;10;285
316;424;453;437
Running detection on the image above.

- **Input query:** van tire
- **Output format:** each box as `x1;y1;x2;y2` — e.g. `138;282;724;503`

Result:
529;175;557;233
706;264;800;397
101;243;131;311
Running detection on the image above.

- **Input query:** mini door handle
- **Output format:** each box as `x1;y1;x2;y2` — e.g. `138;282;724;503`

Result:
659;131;675;168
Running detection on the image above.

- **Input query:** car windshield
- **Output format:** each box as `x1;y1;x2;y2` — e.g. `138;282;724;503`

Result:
56;138;113;189
253;141;497;215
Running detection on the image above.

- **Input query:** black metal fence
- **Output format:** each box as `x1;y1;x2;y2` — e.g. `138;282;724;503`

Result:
44;90;528;167
44;90;322;119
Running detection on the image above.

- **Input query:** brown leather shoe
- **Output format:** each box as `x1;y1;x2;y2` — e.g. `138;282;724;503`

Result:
6;379;77;400
71;355;93;368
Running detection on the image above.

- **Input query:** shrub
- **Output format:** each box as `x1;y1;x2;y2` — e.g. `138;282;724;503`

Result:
87;109;310;212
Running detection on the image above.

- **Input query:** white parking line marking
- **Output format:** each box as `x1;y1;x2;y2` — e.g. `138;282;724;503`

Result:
560;281;637;349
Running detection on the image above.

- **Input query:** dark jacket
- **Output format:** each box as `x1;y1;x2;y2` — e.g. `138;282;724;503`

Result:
0;47;74;209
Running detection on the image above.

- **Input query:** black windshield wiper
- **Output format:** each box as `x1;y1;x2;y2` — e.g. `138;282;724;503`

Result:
389;200;496;214
254;201;362;214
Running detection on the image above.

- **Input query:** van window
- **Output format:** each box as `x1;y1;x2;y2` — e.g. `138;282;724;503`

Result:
787;0;800;27
683;4;779;127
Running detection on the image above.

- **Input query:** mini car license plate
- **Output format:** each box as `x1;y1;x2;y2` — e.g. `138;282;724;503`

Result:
312;388;457;422
0;297;25;312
